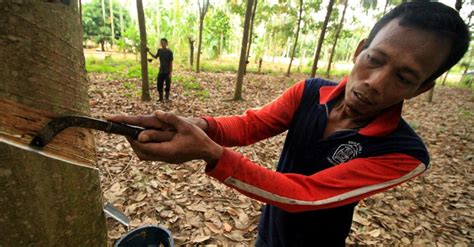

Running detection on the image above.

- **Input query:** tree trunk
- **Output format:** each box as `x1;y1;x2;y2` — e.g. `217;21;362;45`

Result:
119;2;124;39
219;31;224;61
109;0;114;47
442;70;449;86
245;0;258;74
196;0;209;73
137;0;151;101
189;36;195;67
197;17;204;72
101;0;106;23
311;0;335;78
287;0;303;77
0;1;106;245
233;0;254;100
383;0;390;14
326;0;348;77
156;0;161;48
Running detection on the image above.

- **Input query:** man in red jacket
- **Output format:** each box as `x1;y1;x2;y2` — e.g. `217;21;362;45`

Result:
109;2;469;246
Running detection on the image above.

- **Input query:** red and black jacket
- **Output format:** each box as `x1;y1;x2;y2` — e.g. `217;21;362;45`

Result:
203;78;429;246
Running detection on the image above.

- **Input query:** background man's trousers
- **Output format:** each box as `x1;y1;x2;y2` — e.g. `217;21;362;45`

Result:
157;72;171;101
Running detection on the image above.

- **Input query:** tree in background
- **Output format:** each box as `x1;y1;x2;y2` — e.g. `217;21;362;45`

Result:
245;0;258;73
326;0;349;77
196;0;210;73
287;0;304;77
136;0;150;101
109;0;115;47
82;0;130;51
203;8;232;59
189;36;195;67
234;0;254;100
311;0;335;77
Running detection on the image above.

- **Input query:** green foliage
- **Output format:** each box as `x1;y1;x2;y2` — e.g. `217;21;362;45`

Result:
459;107;472;118
118;25;140;53
204;8;232;59
82;0;131;47
85;56;158;79
122;81;137;90
173;74;209;99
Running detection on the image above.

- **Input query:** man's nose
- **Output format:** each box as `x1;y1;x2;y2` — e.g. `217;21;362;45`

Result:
364;69;390;94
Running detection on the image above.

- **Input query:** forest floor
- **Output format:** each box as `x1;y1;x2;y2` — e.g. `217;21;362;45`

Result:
87;71;473;246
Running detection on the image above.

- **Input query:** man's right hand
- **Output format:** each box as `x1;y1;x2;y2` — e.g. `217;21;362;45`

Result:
106;112;221;164
105;114;209;142
146;47;150;52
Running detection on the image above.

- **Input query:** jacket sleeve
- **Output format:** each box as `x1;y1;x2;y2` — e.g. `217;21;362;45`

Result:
202;80;305;147
206;149;427;213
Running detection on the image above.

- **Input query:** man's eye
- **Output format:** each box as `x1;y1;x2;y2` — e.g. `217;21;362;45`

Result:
366;54;380;65
397;74;413;85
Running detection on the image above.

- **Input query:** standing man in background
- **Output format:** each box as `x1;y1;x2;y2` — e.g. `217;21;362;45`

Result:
148;38;173;102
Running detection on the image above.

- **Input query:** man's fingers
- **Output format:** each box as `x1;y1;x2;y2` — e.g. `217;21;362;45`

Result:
154;111;190;132
138;130;176;143
128;140;177;159
106;114;174;130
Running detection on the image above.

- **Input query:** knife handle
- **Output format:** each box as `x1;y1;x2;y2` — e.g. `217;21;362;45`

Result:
106;122;145;139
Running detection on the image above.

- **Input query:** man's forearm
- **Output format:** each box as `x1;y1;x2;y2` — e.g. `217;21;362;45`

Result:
147;50;157;58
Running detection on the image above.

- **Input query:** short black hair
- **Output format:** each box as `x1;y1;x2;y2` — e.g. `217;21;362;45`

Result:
365;2;470;83
161;38;168;43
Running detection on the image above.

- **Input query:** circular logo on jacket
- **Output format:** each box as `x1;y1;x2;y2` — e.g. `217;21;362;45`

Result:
327;141;362;165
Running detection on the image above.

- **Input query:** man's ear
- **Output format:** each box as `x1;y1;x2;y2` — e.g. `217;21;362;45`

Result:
353;39;368;63
408;81;435;99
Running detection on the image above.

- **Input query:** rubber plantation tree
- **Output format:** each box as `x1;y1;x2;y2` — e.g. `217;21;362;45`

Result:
245;0;258;73
109;0;114;46
203;9;232;59
136;0;151;101
0;0;106;245
234;0;254;100
326;0;349;77
82;0;130;51
311;0;335;78
287;0;304;77
189;36;195;67
196;0;210;73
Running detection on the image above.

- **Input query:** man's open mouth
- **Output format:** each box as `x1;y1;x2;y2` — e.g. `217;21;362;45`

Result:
354;91;373;105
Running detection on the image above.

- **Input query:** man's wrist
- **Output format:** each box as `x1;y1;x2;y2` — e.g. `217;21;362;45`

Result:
187;117;208;132
203;144;223;166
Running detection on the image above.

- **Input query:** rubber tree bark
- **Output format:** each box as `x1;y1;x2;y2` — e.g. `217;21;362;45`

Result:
244;0;258;74
110;0;114;47
326;0;348;77
0;0;106;245
233;0;254;100
311;0;335;78
137;0;151;101
196;0;209;73
189;36;195;67
287;0;303;77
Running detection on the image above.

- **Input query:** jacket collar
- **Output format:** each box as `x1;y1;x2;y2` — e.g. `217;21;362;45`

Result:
318;77;402;137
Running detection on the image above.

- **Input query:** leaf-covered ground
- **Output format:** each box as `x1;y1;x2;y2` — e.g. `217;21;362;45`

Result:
88;71;473;246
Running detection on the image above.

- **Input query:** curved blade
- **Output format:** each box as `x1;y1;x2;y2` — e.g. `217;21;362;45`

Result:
30;116;144;148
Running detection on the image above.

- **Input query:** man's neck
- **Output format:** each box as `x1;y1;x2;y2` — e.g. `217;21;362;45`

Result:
330;97;375;130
